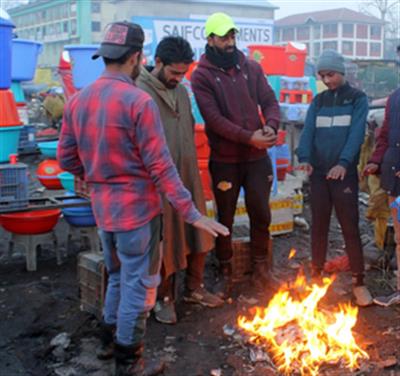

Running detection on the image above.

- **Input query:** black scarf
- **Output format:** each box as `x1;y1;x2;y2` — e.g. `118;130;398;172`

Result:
205;44;239;70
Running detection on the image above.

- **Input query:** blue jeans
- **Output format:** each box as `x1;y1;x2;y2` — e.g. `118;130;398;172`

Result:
99;215;161;346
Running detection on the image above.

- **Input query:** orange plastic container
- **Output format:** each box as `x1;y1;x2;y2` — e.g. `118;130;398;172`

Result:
197;159;213;201
247;45;286;75
276;130;287;146
194;124;210;160
185;61;199;81
37;159;64;190
285;42;307;77
0;89;22;127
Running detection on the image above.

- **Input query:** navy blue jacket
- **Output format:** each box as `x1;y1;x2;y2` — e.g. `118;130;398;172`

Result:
296;82;368;176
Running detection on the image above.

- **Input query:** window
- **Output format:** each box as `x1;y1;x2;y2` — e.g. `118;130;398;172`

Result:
313;25;321;39
323;41;337;50
342;24;354;37
356;41;367;56
370;25;381;39
92;21;101;32
63;21;68;33
313;42;321;58
323;24;337;37
91;2;101;13
356;24;368;38
71;2;77;16
370;42;381;56
71;19;77;35
342;41;353;55
282;28;294;41
297;26;310;40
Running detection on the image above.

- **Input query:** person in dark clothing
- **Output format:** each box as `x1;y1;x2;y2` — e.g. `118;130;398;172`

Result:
363;87;400;307
296;49;373;307
191;12;280;297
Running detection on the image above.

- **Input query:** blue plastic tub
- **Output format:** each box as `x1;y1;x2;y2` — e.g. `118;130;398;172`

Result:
37;140;58;158
0;126;23;162
58;172;75;192
0;16;15;89
11;39;43;82
62;197;96;227
64;45;105;89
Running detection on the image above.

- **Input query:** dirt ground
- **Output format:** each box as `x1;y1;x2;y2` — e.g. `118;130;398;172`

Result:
0;155;399;376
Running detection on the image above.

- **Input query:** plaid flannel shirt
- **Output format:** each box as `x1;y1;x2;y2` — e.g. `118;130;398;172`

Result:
57;71;201;232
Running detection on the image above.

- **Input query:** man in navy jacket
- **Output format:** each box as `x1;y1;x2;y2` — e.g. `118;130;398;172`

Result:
296;49;372;306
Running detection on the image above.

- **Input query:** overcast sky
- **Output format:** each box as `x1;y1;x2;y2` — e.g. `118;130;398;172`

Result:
272;0;378;19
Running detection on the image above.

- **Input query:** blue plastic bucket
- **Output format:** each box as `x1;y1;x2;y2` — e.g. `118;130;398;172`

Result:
0;16;15;89
64;45;105;89
10;81;25;102
11;39;43;82
0;126;23;162
62;197;96;227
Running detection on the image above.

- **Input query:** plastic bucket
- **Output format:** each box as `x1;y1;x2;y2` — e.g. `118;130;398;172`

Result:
248;45;286;75
58;172;75;192
11;81;25;102
194;124;210;159
197;159;213;201
64;45;105;89
11;39;43;82
0;16;15;89
276;158;290;181
0;126;23;162
37;140;58;159
285;42;307;77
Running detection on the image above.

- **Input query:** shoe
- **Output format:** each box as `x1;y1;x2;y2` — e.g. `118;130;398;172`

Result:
114;342;166;376
373;291;400;307
353;285;373;307
96;321;115;360
251;257;272;292
153;297;177;325
214;261;233;300
183;284;224;307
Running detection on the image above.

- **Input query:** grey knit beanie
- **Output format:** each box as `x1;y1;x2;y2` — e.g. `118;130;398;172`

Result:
316;49;345;74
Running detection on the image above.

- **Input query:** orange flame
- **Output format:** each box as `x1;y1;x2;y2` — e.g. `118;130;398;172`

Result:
288;248;297;259
237;272;368;376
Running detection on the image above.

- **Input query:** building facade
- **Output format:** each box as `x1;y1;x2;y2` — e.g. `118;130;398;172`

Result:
8;0;277;67
275;8;385;61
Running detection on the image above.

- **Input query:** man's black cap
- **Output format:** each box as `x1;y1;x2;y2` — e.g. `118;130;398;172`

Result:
92;21;144;60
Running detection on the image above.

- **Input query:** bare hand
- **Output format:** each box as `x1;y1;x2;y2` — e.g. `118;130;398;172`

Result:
362;163;379;176
193;215;229;237
297;162;313;176
326;165;346;180
250;129;277;149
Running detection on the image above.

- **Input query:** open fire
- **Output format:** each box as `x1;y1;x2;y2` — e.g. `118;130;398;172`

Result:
237;270;369;375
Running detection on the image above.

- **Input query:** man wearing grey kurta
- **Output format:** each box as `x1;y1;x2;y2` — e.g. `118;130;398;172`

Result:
137;36;224;324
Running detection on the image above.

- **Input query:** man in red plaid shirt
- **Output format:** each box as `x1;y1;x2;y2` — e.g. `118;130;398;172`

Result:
57;21;228;376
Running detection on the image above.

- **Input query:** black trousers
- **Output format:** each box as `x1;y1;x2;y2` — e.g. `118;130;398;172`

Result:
310;173;364;275
209;157;273;262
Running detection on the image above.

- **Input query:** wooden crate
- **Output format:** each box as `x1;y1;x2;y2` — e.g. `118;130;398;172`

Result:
77;251;107;319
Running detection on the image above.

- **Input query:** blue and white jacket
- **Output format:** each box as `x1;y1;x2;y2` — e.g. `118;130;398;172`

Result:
296;82;368;176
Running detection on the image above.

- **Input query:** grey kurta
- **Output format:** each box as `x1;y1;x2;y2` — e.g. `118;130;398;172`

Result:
137;67;214;278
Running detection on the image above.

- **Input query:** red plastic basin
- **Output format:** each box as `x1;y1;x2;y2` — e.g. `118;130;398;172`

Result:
0;209;61;234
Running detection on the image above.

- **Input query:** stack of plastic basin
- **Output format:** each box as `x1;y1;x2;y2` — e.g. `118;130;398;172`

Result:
64;45;105;90
62;196;96;227
0;15;23;163
37;140;58;158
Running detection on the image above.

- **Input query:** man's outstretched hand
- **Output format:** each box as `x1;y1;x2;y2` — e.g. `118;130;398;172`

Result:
193;216;230;237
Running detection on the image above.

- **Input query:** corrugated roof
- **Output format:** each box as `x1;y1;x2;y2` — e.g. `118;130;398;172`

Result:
276;8;384;26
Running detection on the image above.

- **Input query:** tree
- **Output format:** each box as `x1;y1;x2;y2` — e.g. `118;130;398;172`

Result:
360;0;400;57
